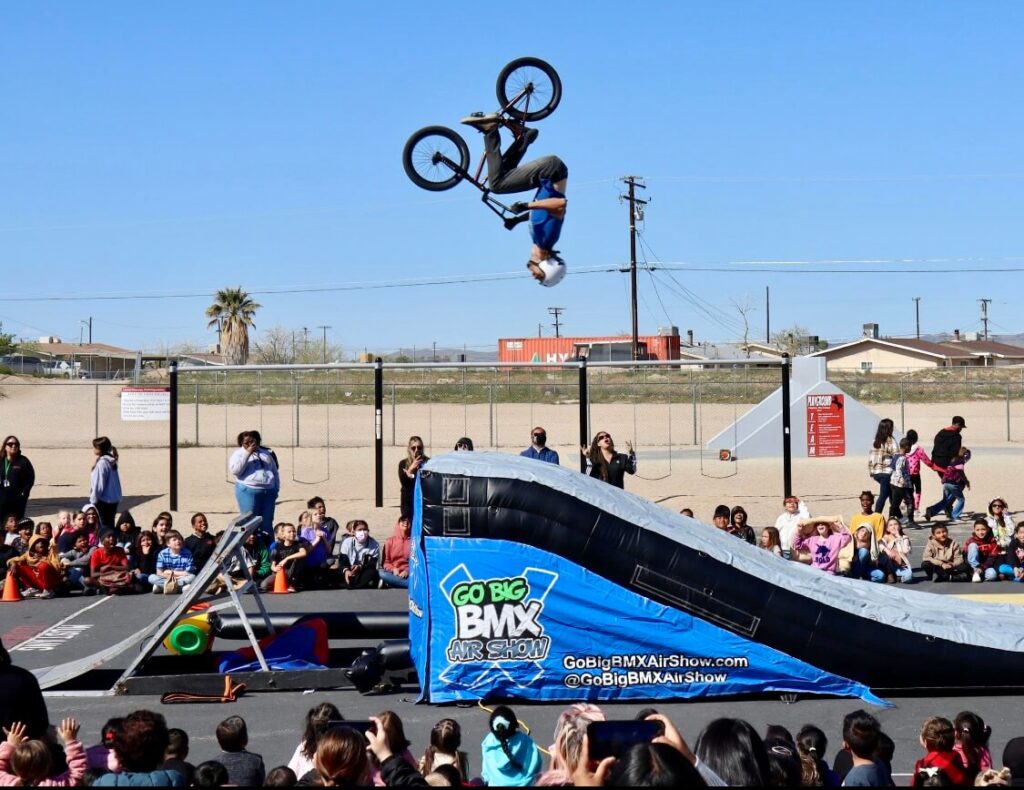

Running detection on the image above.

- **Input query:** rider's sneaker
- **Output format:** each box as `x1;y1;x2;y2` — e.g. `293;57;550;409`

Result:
460;112;500;131
522;127;539;146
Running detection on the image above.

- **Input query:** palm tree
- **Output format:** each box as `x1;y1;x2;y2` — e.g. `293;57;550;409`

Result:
206;287;261;365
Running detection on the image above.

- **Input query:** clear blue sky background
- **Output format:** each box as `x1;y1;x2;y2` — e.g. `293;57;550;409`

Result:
3;1;1023;355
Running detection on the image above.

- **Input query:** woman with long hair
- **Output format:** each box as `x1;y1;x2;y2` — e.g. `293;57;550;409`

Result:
398;436;428;520
580;432;636;489
89;436;122;529
868;419;897;515
0;436;34;522
228;430;280;540
288;702;341;780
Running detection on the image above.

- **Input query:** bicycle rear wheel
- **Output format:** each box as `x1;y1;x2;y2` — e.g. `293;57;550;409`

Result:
402;126;470;192
496;57;561;122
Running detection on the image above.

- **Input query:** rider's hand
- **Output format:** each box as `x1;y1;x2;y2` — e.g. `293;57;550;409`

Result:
509;201;531;215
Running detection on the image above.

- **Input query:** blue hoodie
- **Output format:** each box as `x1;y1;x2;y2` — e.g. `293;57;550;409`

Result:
480;730;542;787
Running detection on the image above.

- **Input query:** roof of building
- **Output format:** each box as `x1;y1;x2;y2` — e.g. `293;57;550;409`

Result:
31;342;137;360
811;336;1024;361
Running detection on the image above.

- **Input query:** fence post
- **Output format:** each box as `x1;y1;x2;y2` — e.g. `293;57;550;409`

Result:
293;379;300;447
489;384;494;447
691;383;697;445
391;383;396;447
94;384;100;438
169;362;178;511
578;359;589;473
1007;382;1012;442
899;379;905;434
194;383;200;445
781;354;792;498
375;358;383;508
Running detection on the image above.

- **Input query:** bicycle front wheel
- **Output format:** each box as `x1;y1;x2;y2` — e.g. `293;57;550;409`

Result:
402;126;470;192
496;57;562;122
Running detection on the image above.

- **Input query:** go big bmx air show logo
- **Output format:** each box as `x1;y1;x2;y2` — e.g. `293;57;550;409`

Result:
445;574;552;663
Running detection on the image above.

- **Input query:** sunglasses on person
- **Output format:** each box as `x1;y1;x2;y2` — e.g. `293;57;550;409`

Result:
596;434;611;442
5;442;18;447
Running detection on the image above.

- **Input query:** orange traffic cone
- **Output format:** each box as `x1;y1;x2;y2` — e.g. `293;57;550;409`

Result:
271;567;290;594
2;574;22;602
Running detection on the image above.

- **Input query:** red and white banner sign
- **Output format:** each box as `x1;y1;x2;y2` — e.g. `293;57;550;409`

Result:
806;393;845;457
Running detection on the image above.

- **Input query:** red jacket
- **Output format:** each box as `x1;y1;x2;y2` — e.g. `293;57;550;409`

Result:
964;534;1001;565
914;749;968;786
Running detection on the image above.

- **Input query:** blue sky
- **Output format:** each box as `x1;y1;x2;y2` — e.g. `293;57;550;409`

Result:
3;2;1023;355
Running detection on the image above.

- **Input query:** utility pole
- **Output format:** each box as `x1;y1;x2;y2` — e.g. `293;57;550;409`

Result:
913;297;921;339
619;176;648;361
302;327;309;352
538;323;542;337
979;298;992;340
317;325;331;363
81;317;92;345
432;341;437;362
765;287;771;344
548;307;565;338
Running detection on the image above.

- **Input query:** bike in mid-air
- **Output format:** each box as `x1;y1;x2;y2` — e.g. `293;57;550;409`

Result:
402;57;562;230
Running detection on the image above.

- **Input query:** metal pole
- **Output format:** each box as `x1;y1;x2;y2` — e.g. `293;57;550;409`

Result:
391;383;396;447
294;379;300;447
375;358;384;508
94;383;99;438
913;297;921;339
781;354;792;497
169;362;178;511
489;384;494;447
765;286;771;343
578;359;589;473
194;382;199;445
899;379;905;434
628;180;639;361
692;383;698;445
1008;382;1012;442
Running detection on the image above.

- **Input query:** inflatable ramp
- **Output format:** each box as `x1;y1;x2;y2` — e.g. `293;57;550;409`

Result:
410;453;1024;704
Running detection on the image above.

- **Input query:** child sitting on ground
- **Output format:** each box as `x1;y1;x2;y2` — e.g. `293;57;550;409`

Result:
953;711;992;783
9;521;33;556
840;710;891;786
850;491;885;543
340;520;381;590
212;716;265;787
59;531;94;592
760;527;783;557
965;518;1003;583
998;522;1024;582
849;525;880;581
159;728;195;786
987;499;1014;549
369;711;417;786
0;718;87;786
419;718;470;783
921;524;970;582
792;516;852;575
150;530;196;594
913;716;968;786
263;523;309;592
481;705;542;787
878;517;914;583
774;496;810;561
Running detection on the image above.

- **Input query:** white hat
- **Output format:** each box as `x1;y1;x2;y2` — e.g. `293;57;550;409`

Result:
536;254;566;287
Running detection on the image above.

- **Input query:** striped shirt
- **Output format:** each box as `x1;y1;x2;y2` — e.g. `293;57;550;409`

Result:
156;547;195;574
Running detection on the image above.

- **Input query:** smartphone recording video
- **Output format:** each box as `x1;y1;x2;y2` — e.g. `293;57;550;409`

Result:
587;719;665;760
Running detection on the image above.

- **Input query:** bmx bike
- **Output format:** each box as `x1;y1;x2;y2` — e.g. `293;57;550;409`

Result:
402;57;562;229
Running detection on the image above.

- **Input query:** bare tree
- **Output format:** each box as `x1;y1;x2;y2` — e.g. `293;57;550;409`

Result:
731;298;756;356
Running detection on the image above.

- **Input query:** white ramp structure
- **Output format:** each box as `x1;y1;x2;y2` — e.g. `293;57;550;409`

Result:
706;358;885;459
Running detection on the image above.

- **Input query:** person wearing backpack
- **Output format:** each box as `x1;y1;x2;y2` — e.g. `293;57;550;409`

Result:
889;437;915;523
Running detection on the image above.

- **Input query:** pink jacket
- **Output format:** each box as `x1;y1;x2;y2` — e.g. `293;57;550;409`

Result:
793;530;852;575
905;444;935;476
0;738;87;786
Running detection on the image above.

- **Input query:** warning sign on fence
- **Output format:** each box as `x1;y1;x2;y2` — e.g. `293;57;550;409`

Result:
806;393;845;457
121;387;171;421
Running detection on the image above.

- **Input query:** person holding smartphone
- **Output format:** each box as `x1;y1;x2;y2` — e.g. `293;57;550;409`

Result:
229;430;280;540
398;436;428;520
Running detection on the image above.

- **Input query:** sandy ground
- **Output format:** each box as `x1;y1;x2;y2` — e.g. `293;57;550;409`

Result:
4;376;1021;534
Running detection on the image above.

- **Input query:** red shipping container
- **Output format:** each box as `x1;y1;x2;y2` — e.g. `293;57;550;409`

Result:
498;335;681;364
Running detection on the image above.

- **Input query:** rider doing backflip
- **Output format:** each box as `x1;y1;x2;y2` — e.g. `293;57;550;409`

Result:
461;112;568;287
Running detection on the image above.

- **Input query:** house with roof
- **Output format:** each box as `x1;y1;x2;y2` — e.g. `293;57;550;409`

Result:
810;326;1024;372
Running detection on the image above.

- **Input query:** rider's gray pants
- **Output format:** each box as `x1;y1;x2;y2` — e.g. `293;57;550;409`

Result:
483;127;567;194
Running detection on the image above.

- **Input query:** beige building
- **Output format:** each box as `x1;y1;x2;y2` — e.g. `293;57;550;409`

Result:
811;336;1024;373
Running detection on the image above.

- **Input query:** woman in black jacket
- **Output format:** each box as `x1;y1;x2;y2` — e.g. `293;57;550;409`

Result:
581;431;637;489
0;436;34;521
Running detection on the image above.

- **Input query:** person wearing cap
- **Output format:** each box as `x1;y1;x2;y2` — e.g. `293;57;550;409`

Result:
454;437;474;452
460;113;568;287
932;417;966;479
520;427;559;464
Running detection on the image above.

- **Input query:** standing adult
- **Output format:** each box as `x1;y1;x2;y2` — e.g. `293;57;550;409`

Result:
89;437;122;529
398;436;428;521
520;427;559;464
228;430;280;540
868;419;897;515
932;416;966;518
0;436;34;522
581;431;636;489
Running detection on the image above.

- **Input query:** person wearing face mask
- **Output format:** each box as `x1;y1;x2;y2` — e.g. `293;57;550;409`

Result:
520;427;559;465
339;520;381;590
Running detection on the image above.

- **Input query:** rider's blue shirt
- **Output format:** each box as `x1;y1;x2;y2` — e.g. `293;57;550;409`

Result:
530;178;565;250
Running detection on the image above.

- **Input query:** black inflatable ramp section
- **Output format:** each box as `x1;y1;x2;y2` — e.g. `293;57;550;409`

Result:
418;453;1024;692
214;612;409;640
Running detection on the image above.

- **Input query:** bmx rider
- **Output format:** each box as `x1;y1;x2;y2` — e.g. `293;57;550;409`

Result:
463;112;568;287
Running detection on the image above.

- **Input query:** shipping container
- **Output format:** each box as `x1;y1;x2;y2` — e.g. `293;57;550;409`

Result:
497;334;682;364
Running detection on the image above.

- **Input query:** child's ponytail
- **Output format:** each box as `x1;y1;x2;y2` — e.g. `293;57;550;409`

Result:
490;705;522;772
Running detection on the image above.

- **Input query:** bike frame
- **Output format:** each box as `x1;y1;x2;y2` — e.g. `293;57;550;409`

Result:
430;83;538;223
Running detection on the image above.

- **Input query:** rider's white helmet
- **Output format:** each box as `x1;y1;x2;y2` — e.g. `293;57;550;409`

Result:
536;254;566;287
